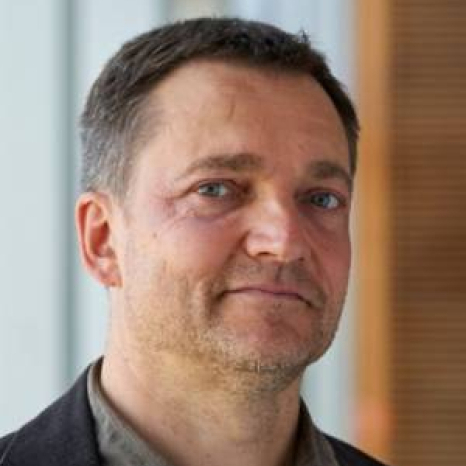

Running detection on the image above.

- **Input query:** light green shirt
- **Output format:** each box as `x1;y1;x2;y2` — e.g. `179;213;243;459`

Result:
87;360;339;466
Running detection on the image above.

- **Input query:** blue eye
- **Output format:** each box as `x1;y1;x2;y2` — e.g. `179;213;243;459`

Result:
197;182;230;197
309;192;341;209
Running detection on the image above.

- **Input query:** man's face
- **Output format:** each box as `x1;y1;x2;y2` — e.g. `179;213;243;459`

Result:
113;61;352;383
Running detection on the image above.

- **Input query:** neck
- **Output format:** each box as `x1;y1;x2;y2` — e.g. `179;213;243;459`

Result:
101;342;303;466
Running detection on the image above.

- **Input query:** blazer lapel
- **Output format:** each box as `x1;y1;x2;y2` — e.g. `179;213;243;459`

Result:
0;367;101;466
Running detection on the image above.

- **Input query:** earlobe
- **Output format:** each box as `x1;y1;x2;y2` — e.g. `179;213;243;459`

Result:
75;192;122;288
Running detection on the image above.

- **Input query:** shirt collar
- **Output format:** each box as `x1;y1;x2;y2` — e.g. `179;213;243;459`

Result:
87;359;339;466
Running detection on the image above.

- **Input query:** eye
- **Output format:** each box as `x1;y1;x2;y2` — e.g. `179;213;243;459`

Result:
196;181;231;198
189;180;248;217
307;192;342;209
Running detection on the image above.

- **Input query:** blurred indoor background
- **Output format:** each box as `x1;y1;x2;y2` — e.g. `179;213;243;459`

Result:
0;1;465;465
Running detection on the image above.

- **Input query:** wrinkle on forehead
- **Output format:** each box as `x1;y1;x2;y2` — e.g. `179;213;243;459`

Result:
128;60;351;199
144;60;346;137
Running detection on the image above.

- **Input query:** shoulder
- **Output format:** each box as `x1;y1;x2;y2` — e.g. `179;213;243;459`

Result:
0;432;18;466
0;366;101;466
325;434;389;466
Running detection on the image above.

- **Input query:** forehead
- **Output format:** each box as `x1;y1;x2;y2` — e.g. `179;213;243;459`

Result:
155;60;343;126
136;60;349;180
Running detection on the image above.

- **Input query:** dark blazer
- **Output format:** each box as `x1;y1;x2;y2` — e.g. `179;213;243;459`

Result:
0;368;387;466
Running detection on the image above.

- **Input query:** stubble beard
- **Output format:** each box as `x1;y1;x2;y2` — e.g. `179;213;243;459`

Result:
123;254;346;396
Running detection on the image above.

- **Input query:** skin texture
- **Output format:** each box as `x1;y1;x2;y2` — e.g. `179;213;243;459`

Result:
76;60;352;466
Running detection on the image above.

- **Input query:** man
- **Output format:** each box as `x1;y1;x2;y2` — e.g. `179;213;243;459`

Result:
0;17;387;466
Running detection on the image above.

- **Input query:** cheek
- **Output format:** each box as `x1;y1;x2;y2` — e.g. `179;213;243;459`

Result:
327;239;351;294
150;208;244;279
311;229;351;293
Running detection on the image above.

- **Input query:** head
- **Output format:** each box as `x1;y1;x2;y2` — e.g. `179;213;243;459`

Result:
76;17;359;393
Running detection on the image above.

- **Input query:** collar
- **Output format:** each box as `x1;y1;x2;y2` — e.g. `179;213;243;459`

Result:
88;359;339;466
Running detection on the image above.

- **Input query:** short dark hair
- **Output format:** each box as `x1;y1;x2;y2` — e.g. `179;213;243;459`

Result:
80;17;359;199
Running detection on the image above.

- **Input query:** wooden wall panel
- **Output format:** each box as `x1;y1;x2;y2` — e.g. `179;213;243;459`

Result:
391;1;466;465
357;1;466;465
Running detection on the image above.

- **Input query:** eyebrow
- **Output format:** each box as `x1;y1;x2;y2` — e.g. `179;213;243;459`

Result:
176;152;352;191
309;160;353;193
175;152;265;181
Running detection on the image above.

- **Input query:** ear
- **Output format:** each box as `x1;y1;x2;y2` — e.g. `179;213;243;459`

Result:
75;192;122;288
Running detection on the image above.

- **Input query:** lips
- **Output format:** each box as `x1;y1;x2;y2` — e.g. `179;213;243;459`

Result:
223;284;316;308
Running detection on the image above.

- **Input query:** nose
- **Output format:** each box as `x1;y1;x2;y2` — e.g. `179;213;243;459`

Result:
242;196;310;263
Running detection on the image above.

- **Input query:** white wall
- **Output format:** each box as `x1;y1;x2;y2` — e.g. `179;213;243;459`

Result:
0;0;357;440
0;0;64;433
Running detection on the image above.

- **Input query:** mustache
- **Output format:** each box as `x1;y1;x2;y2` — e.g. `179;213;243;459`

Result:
212;259;327;310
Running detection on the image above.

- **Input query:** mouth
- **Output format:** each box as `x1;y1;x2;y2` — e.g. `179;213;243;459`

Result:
224;286;312;307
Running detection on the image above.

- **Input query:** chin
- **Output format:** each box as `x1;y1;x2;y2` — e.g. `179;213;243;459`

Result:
219;333;322;373
220;350;310;394
238;320;329;360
